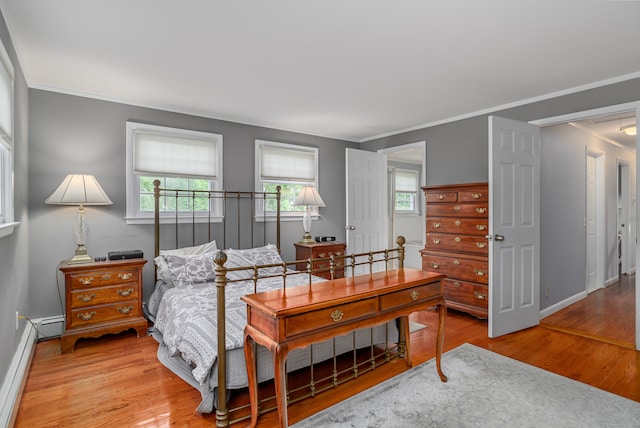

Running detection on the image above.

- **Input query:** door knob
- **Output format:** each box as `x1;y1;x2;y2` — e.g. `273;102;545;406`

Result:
485;234;505;242
346;225;356;230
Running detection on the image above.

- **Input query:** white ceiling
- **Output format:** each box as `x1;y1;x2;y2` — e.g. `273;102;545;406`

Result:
1;1;640;142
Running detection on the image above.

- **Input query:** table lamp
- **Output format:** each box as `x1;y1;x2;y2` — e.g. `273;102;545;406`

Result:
293;186;325;243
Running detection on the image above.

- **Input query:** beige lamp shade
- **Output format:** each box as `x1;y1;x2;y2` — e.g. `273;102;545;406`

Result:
293;186;325;243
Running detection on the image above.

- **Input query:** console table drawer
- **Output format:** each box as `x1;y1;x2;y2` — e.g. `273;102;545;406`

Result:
380;282;442;311
285;298;378;337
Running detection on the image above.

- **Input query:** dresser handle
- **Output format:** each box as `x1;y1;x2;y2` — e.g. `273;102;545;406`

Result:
474;268;486;276
432;222;441;228
453;260;460;266
454;237;461;243
476;224;486;231
431;263;440;269
474;291;487;300
410;290;420;301
436;194;446;200
432;238;440;244
476;242;486;249
117;305;134;314
102;274;111;281
453;281;461;287
454;206;461;211
330;309;343;322
118;273;133;281
77;293;96;303
118;288;134;297
476;208;487;214
79;277;94;285
454;220;461;226
471;193;482;199
317;252;326;258
77;311;96;321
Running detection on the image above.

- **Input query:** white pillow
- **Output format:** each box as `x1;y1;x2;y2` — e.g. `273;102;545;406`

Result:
155;240;217;285
163;254;217;288
225;244;284;279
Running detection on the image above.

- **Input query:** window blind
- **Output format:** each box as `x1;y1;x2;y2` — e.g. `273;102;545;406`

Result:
0;48;13;142
396;170;418;192
259;145;315;182
134;132;218;177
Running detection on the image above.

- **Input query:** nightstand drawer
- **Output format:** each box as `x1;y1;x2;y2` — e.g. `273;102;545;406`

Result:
380;281;442;311
70;284;140;308
68;300;141;328
69;268;138;289
286;298;377;337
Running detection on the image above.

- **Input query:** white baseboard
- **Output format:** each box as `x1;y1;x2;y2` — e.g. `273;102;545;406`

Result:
0;324;37;428
31;315;65;340
605;276;619;287
540;290;588;319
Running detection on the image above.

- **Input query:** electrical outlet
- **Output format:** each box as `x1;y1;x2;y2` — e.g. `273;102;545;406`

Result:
16;311;19;330
545;287;549;297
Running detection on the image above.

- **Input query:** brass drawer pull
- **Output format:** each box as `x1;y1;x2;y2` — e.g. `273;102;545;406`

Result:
79;277;94;285
436;194;446;200
432;222;441;228
454;206;461;211
77;311;96;321
474;291;487;300
77;293;96;303
432;238;440;244
454;237;461;243
453;281;461;287
431;263;440;269
118;288;134;297
101;274;111;281
453;260;460;266
476;208;487;214
476;242;486;249
410;290;420;301
454;220;461;226
117;305;134;314
118;273;133;281
474;268;486;276
330;309;343;322
476;224;487;231
471;193;482;199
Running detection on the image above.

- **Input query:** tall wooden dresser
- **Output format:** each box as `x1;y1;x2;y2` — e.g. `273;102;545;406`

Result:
421;182;489;319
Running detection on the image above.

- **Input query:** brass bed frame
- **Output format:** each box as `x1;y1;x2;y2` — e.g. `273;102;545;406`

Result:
152;181;409;426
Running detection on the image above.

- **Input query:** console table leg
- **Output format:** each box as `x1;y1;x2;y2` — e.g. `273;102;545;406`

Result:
244;331;259;428
273;345;289;427
436;302;448;382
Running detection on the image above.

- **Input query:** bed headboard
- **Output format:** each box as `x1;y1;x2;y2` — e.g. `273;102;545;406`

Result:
153;180;282;258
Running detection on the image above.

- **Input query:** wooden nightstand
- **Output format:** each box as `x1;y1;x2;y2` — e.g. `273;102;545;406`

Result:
58;258;148;353
294;241;346;280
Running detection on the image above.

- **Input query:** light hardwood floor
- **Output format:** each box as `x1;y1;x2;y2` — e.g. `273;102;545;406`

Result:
14;301;640;427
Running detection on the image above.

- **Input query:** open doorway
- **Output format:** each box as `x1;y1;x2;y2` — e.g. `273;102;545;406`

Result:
379;142;425;269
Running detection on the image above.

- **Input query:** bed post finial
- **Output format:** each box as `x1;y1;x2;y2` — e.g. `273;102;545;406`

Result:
396;236;405;269
213;250;229;426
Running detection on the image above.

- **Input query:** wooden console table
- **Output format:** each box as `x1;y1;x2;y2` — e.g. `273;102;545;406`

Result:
242;268;448;427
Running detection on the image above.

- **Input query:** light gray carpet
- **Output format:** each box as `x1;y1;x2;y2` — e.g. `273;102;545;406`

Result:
292;343;640;428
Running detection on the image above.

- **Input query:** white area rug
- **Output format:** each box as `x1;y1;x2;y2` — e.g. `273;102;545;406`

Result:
292;343;640;428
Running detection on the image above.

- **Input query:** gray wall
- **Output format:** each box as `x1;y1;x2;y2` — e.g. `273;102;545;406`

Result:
0;9;29;396
28;90;358;318
361;78;640;311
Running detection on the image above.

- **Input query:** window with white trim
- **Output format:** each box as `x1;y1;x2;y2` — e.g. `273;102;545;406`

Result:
0;37;14;235
394;169;419;213
125;122;223;223
255;140;319;217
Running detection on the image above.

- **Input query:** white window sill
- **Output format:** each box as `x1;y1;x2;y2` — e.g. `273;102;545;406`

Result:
0;221;19;239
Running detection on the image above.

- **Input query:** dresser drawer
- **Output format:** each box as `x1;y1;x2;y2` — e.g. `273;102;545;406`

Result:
425;233;488;255
425;191;458;203
459;189;488;203
443;279;488;310
422;253;488;284
286;298;377;337
380;281;442;311
70;284;140;309
426;217;488;235
68;300;141;329
426;203;488;218
69;268;138;289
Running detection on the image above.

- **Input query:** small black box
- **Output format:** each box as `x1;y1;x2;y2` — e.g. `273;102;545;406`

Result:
108;249;144;260
315;236;336;242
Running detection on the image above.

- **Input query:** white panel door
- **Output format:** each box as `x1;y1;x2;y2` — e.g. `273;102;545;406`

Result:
488;116;540;338
586;153;597;293
345;148;387;274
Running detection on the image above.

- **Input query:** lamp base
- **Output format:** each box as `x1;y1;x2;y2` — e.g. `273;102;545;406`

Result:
298;232;315;244
67;245;94;264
